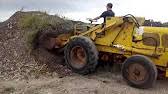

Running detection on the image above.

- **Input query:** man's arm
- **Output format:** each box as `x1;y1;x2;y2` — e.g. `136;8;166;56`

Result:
92;16;101;20
91;11;106;21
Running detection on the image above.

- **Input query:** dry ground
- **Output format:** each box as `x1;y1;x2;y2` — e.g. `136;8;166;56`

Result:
0;70;168;94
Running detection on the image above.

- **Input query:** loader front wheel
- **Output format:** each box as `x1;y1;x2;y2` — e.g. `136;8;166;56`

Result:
64;36;98;75
122;55;157;89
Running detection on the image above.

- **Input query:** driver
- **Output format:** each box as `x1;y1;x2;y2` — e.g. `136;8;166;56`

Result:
90;3;115;23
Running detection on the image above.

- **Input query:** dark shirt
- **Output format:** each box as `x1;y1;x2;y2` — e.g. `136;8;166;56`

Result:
100;10;115;23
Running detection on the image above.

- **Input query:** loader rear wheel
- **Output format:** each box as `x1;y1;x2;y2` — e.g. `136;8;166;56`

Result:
64;36;98;75
122;55;157;89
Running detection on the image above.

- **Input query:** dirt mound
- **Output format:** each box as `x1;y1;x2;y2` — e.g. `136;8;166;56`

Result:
0;11;74;80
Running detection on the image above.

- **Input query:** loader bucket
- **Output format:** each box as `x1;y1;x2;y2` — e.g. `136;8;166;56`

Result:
54;34;71;49
40;33;71;50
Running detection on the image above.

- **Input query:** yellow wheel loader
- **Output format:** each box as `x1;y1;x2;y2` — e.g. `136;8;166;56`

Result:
39;14;168;89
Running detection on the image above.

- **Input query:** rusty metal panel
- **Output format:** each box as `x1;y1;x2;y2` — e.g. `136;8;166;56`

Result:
142;33;160;46
162;34;168;48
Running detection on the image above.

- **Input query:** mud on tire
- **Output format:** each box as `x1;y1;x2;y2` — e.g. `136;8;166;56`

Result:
64;36;98;75
122;55;158;89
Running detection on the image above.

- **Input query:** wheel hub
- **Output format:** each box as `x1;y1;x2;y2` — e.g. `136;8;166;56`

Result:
127;63;148;83
70;46;87;69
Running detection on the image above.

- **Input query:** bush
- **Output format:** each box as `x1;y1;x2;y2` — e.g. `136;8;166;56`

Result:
18;12;74;49
19;14;50;30
19;12;52;49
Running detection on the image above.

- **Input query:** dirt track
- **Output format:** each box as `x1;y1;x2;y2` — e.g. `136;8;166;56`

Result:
1;71;168;94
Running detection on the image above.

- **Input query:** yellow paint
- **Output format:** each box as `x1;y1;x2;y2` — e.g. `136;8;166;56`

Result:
166;69;168;77
70;17;168;77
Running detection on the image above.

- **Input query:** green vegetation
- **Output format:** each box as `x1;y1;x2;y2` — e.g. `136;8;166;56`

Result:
18;11;74;49
19;12;50;30
19;12;50;49
19;12;62;49
143;19;168;27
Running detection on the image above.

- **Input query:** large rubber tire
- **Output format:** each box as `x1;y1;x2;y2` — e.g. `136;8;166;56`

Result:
122;55;158;89
64;36;98;75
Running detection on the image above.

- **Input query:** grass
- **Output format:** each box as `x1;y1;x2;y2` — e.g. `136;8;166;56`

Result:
18;11;74;50
19;13;50;31
19;12;58;49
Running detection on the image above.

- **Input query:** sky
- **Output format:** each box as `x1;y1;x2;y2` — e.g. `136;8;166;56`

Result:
0;0;168;23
